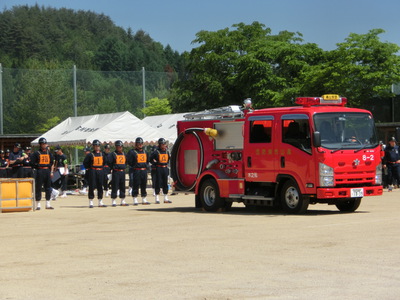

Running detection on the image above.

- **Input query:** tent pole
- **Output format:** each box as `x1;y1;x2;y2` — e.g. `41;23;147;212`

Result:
73;65;79;166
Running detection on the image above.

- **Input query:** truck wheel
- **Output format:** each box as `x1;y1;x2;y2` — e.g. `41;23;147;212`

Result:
335;198;361;212
200;179;225;212
280;180;309;214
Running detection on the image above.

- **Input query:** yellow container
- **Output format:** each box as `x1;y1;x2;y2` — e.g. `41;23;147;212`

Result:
0;179;34;213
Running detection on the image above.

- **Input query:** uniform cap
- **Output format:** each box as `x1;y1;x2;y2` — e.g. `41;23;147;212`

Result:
25;146;31;151
55;145;61;151
158;138;166;145
389;137;397;143
135;137;144;144
92;139;101;146
6;149;10;153
0;150;4;154
14;143;21;148
104;144;111;149
84;147;91;152
38;137;47;144
115;140;123;147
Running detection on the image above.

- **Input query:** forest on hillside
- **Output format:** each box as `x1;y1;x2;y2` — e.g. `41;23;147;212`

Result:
0;5;187;133
0;4;185;72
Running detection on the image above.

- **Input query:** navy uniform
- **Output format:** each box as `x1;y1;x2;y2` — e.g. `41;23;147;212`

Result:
83;139;106;208
31;137;55;210
150;138;171;204
53;145;68;197
103;144;112;197
0;150;8;178
109;140;128;206
9;143;27;178
22;146;33;178
150;145;157;195
383;137;400;192
127;137;150;205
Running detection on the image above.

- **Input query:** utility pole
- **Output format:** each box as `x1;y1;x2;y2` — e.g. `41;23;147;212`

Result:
142;67;146;117
73;65;78;165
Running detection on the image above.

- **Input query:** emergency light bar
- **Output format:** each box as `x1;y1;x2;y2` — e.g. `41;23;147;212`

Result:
296;94;347;107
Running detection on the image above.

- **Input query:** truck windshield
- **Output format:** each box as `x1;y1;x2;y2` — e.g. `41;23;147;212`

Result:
314;113;378;149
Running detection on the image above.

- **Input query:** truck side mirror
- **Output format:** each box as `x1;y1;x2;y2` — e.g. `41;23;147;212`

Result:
313;131;321;147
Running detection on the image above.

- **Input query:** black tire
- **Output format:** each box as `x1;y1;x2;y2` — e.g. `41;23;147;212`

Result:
199;178;225;212
224;200;233;211
280;180;309;214
335;197;361;212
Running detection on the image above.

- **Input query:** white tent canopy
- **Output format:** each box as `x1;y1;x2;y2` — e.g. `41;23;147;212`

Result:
32;111;164;146
142;113;188;143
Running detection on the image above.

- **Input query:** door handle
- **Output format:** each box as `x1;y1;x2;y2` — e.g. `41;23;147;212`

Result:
247;156;251;167
280;156;285;168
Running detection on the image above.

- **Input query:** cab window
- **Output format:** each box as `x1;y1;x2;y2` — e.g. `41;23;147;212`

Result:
282;115;311;153
250;120;272;143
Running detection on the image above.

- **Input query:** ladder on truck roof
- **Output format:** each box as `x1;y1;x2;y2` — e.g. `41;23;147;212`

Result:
184;105;244;120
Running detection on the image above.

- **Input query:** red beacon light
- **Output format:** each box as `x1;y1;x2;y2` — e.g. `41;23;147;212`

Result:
295;94;347;107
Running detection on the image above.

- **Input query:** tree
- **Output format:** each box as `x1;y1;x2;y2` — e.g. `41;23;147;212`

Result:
94;37;128;71
171;22;324;112
4;60;73;133
298;29;400;107
142;98;172;116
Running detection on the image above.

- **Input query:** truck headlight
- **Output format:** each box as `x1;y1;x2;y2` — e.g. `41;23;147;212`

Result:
375;163;382;185
319;163;334;187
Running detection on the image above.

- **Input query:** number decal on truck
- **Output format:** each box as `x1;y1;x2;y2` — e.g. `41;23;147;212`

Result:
362;155;374;161
247;172;258;178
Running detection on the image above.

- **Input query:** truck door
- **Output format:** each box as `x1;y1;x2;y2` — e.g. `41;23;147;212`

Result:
280;114;315;191
244;115;276;182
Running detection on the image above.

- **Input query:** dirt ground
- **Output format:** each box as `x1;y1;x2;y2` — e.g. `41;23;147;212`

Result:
1;188;399;300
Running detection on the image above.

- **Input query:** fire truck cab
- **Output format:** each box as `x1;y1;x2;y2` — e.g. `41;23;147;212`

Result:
171;95;383;214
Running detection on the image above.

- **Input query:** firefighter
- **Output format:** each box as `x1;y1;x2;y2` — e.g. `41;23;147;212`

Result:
83;139;106;208
9;143;27;178
383;137;400;192
109;140;128;206
103;144;112;197
22;146;33;178
31;137;55;210
0;150;8;178
150;138;171;204
53;145;68;198
128;137;150;205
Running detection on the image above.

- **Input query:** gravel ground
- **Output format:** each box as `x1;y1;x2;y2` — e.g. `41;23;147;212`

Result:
1;189;399;300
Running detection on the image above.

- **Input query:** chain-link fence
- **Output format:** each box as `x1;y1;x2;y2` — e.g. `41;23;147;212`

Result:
0;66;178;134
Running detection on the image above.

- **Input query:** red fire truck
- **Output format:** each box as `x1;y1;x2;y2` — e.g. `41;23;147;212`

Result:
171;95;383;214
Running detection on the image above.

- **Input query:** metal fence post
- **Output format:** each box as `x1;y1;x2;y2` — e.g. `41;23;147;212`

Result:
142;66;146;117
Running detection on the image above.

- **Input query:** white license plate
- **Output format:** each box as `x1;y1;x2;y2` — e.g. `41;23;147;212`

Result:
350;188;364;198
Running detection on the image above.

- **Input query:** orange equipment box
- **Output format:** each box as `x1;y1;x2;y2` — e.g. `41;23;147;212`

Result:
0;179;34;213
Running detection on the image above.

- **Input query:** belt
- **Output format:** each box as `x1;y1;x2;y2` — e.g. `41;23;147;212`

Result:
104;165;109;168
134;168;147;170
23;166;32;168
157;165;167;168
387;161;399;164
38;167;49;169
0;167;6;170
113;168;125;172
91;168;103;170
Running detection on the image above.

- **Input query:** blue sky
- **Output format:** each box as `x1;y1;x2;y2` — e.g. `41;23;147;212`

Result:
3;0;400;53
